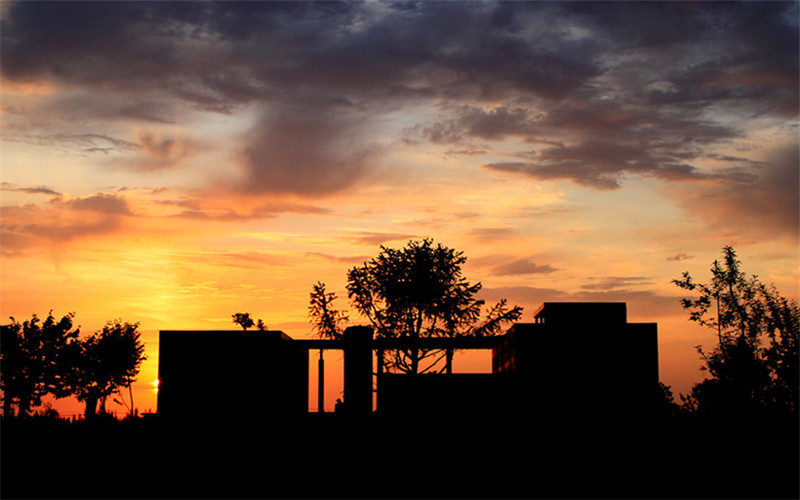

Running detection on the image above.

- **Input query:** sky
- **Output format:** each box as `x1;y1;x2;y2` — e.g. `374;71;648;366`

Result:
1;0;798;416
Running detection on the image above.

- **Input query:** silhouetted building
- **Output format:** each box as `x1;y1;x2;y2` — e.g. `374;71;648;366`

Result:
157;330;308;419
493;302;659;418
157;302;658;421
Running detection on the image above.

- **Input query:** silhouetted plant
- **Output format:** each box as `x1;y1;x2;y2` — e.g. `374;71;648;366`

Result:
654;382;681;417
674;246;799;415
70;320;147;418
231;313;268;331
0;311;80;417
232;312;255;330
309;238;523;374
309;282;349;340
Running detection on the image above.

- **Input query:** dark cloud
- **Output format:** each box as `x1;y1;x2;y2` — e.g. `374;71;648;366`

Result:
672;142;800;242
237;99;380;195
419;106;538;144
666;253;694;262
1;1;796;202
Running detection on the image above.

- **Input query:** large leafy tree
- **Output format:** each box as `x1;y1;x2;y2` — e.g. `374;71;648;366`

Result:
674;246;799;415
70;320;147;417
0;312;80;417
310;239;523;374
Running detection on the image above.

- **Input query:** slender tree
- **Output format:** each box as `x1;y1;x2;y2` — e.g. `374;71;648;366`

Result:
674;246;799;415
309;282;348;341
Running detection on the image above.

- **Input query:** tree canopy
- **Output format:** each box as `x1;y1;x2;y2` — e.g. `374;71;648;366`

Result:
0;311;80;417
69;320;147;417
674;246;799;415
309;238;522;374
1;313;146;418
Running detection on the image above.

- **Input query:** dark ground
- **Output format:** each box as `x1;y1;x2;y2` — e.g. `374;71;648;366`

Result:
2;412;798;499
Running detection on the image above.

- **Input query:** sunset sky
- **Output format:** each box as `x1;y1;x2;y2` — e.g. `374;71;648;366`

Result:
2;1;798;416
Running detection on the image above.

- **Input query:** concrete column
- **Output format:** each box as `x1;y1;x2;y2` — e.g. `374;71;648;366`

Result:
343;326;373;416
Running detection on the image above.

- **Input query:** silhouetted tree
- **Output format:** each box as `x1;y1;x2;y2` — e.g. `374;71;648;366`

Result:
309;282;349;340
232;313;268;331
674;246;799;415
70;320;147;418
0;312;80;417
309;239;523;374
232;312;255;331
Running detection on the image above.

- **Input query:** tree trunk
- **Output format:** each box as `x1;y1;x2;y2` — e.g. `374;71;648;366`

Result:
84;395;98;419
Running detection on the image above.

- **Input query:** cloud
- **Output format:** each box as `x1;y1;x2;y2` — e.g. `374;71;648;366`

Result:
66;193;132;215
483;285;682;320
346;232;417;247
236;99;381;195
1;1;796;202
157;193;331;221
1;192;133;249
666;253;694;262
669;142;800;242
1;182;61;196
581;277;653;292
491;259;558;276
419;106;539;144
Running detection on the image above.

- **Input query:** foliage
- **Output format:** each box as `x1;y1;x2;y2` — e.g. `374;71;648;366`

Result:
232;312;267;331
232;312;255;330
673;246;799;415
69;320;147;417
1;313;147;418
309;282;349;341
309;238;523;373
0;311;80;417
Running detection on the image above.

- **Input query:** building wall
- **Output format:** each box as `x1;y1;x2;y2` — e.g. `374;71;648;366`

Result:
157;330;308;420
493;303;659;418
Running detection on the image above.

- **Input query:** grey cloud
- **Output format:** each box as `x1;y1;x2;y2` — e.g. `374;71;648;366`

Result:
421;106;538;144
66;193;132;215
2;1;796;200
581;277;653;292
1;192;133;248
483;285;682;320
492;259;558;276
674;142;800;241
1;182;62;196
237;99;381;195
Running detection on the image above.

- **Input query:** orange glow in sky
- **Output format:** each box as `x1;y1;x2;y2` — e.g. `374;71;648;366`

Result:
1;1;797;418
